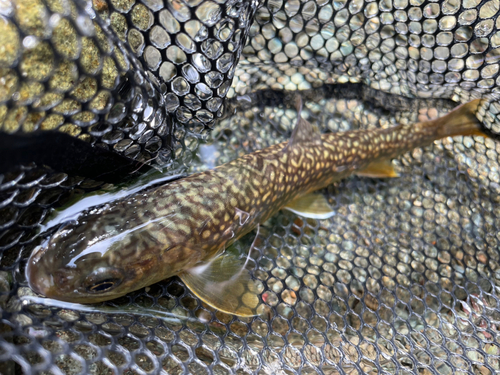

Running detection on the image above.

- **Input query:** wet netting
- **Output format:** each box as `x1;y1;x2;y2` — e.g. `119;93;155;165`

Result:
1;0;500;373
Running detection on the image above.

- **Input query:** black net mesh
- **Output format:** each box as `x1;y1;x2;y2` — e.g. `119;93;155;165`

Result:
1;0;500;374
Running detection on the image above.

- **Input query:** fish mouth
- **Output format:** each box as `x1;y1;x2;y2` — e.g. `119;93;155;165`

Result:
27;242;50;267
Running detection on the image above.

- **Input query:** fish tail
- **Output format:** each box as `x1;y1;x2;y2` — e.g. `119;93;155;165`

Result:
432;99;490;139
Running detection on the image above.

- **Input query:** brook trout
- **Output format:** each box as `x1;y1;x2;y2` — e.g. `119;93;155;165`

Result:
27;98;488;316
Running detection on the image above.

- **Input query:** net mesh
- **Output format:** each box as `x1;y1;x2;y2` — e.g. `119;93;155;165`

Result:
1;0;500;374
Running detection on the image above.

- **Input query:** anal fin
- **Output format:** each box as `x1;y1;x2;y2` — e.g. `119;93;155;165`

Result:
284;193;335;219
179;254;260;317
356;159;399;178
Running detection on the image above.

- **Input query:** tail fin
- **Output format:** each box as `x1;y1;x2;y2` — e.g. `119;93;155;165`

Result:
433;99;489;138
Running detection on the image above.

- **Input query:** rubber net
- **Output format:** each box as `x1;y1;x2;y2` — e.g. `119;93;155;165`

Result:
0;0;499;374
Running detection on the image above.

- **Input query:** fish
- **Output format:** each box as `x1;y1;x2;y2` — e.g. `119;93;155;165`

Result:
26;98;489;316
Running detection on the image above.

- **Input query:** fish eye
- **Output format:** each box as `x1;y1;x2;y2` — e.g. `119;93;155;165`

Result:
87;278;120;293
83;267;124;294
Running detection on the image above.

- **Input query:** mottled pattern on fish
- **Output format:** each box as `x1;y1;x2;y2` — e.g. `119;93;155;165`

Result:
27;99;486;315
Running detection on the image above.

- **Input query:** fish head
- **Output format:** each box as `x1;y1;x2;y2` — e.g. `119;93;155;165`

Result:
26;213;198;303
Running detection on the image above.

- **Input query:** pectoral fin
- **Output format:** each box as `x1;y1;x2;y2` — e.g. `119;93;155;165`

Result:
356;159;399;178
179;254;260;317
284;193;335;219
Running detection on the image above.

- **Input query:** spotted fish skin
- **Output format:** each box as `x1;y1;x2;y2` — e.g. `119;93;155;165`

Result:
26;99;485;314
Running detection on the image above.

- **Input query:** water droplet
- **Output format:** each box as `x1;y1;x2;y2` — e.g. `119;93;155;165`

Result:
176;33;196;53
303;1;318;20
196;1;221;27
196;109;213;123
167;0;191;22
205;71;223;88
159;9;180;34
128;29;145;55
216;19;235;42
107;103;127;124
423;3;440;18
194;83;213;100
159;62;177;82
184;94;201;111
480;0;499;18
182;64;200;83
165;93;180;112
166;45;187;64
185;20;208;42
459;9;477;25
216;53;234;73
206;97;222;112
475;19;494;37
144;46;161;70
176;106;192;123
192;53;211;73
171;77;190;96
149;26;170;49
202;39;224;60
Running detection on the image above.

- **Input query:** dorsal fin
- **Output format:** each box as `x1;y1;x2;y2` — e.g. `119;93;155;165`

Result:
288;96;322;146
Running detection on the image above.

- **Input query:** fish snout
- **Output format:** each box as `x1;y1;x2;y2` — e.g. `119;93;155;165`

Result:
26;257;56;297
26;257;75;298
